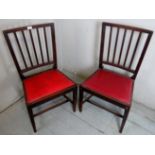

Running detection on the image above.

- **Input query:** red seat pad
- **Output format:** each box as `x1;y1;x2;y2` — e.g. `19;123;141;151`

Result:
23;70;75;105
82;69;134;106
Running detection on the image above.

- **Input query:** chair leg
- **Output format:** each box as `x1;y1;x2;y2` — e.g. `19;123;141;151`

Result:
27;106;37;132
73;87;77;112
79;87;83;112
119;107;130;133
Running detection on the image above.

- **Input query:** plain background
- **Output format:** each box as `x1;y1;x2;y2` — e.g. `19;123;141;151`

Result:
0;19;155;112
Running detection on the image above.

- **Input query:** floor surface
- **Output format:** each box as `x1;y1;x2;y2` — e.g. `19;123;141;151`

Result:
0;96;155;135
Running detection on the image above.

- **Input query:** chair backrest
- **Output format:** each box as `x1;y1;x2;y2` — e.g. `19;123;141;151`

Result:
3;23;57;80
99;22;153;79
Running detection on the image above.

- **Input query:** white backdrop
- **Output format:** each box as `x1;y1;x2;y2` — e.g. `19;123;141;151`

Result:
0;19;155;111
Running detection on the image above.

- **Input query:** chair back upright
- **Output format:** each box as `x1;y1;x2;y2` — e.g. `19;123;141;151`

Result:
3;23;57;80
99;22;153;79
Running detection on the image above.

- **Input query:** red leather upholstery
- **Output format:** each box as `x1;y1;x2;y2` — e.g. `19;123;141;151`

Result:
82;69;134;106
23;70;75;105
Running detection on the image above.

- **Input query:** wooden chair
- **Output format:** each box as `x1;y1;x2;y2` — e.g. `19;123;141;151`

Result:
79;22;153;133
3;23;77;132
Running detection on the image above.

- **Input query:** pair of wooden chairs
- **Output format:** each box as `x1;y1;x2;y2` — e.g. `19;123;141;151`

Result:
3;22;153;133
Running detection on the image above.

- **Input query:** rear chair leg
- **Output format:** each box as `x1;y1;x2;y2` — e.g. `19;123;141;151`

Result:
119;107;130;133
27;106;37;132
79;87;83;112
73;87;77;112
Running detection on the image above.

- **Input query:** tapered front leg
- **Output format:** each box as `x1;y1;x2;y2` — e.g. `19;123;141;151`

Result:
79;86;84;112
27;106;37;132
119;107;130;133
73;87;77;112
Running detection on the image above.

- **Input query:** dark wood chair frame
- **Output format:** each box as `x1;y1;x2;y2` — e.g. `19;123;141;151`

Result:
3;23;77;132
79;22;153;133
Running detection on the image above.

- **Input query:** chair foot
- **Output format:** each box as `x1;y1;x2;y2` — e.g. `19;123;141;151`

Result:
27;106;37;132
79;104;82;112
73;87;77;112
79;87;83;112
119;108;130;133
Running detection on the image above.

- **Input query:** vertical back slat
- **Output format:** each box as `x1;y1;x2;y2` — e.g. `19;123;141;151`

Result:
14;32;28;68
107;26;113;62
112;28;119;63
99;24;106;68
43;27;50;62
123;30;134;67
36;28;44;63
51;24;57;69
129;32;142;69
21;30;33;67
29;29;39;65
118;29;127;65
